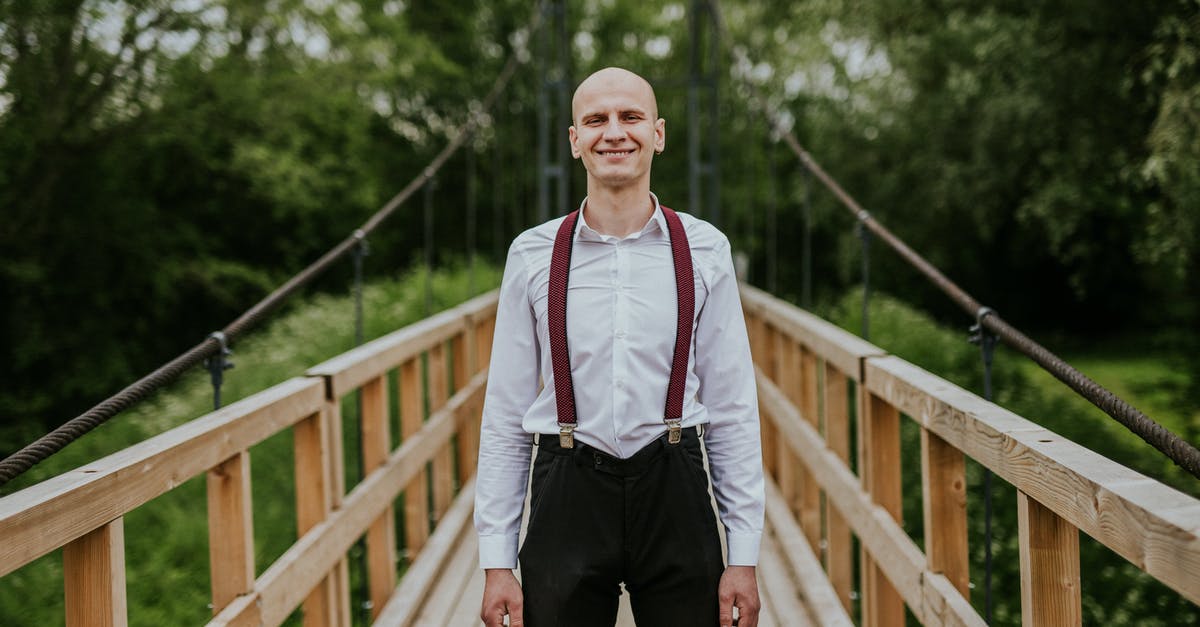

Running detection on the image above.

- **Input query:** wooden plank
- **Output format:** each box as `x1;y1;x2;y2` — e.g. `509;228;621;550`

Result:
210;374;486;627
765;479;854;626
757;369;983;627
322;401;351;627
823;364;853;613
374;479;477;627
294;410;336;627
0;377;324;578
413;517;479;624
307;291;500;397
207;452;255;614
429;344;455;520
757;530;815;627
64;517;127;627
447;559;486;626
860;389;904;627
361;374;397;621
921;428;970;597
798;346;821;551
865;355;1200;605
1019;492;1082;627
739;284;886;382
399;357;430;554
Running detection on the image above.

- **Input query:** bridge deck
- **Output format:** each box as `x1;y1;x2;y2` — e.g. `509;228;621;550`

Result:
388;476;838;626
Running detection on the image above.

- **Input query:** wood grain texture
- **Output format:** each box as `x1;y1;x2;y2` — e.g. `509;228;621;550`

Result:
0;377;324;578
206;452;255;614
210;374;486;627
1019;492;1082;627
765;479;854;626
823;364;853;613
307;291;499;398
399;357;430;554
64;517;127;627
360;375;397;620
865;355;1200;605
921;428;970;597
294;411;336;627
860;389;903;627
740;284;885;382
757;368;983;627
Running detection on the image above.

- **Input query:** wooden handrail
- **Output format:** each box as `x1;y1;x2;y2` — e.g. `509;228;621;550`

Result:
741;283;1200;626
0;291;500;626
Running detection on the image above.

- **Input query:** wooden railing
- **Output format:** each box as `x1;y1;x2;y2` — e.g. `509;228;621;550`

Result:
740;284;1200;626
0;291;498;627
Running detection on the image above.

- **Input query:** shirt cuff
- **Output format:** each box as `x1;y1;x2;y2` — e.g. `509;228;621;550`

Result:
478;533;520;570
725;530;762;566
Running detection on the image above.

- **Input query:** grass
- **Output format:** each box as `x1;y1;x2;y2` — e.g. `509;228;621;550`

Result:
0;261;500;627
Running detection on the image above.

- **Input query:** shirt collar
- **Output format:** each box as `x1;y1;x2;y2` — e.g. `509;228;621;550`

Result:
575;192;667;241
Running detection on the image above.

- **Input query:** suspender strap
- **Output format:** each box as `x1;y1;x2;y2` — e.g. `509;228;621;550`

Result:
548;205;694;448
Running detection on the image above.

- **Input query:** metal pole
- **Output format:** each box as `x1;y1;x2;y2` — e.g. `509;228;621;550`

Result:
467;145;477;296
802;165;812;309
350;231;371;625
766;132;777;293
424;174;436;316
857;220;871;341
970;308;999;625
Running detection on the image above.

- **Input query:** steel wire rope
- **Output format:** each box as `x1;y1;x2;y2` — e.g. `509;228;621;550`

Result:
709;1;1200;480
0;8;544;489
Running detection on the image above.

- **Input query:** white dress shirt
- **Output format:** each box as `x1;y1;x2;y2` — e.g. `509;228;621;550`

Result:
474;194;764;569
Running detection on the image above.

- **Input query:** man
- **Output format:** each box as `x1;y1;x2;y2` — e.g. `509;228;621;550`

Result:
476;66;764;627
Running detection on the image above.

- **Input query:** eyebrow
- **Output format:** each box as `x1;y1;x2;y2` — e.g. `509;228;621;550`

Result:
580;107;649;119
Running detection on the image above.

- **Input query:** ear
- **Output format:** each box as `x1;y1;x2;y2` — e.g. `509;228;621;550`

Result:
569;126;581;159
654;118;666;154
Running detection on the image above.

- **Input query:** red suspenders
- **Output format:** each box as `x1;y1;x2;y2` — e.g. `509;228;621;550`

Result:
547;205;694;448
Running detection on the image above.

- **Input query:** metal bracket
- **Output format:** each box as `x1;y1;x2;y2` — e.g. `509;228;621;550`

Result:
667;419;682;445
204;331;235;410
558;423;575;449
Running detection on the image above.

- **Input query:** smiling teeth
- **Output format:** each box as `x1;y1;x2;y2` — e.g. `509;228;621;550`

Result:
600;150;634;155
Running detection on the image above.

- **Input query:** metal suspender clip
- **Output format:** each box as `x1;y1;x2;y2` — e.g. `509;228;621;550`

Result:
666;419;682;445
558;423;575;449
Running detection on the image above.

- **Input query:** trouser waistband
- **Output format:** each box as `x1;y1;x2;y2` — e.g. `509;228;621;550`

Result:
536;426;702;477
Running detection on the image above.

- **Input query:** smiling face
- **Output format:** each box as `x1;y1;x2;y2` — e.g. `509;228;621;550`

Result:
569;68;666;191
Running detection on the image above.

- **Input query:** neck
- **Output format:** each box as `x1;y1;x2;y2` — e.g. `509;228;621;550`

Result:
582;182;654;237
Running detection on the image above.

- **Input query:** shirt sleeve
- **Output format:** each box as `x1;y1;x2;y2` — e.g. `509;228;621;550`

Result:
474;242;540;569
694;237;765;566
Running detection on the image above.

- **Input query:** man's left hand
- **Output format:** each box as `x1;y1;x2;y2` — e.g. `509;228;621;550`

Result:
718;565;760;627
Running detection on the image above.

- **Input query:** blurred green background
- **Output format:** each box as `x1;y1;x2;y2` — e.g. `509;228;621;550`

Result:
1;0;1197;624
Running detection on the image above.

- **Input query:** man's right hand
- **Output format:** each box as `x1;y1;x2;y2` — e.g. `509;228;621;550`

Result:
480;568;524;626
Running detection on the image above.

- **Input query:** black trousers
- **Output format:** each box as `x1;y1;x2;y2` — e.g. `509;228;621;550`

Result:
518;429;725;627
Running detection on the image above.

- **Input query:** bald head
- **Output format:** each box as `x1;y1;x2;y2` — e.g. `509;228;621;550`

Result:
572;67;659;123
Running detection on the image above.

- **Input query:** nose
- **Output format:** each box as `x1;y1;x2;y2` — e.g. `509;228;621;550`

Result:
602;118;626;141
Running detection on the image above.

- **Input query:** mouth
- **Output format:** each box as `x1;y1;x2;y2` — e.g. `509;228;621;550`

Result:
596;148;636;157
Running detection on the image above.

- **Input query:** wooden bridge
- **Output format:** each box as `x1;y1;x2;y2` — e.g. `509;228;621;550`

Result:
1;286;1197;626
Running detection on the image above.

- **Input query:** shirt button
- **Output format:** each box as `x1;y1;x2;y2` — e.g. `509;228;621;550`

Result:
615;330;626;338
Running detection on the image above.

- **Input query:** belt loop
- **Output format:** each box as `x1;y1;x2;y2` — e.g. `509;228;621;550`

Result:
533;433;540;446
696;423;705;438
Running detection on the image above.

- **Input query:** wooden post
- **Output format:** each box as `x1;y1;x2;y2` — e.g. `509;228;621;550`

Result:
361;374;396;620
64;518;128;627
1018;492;1081;626
400;357;430;554
453;331;478;481
295;411;337;627
760;325;780;477
799;346;821;551
779;338;804;518
207;451;255;614
859;391;904;627
823;364;853;613
921;428;970;596
429;343;455;521
324;401;351;627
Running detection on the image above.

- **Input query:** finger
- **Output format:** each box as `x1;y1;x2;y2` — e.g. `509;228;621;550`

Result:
508;600;524;626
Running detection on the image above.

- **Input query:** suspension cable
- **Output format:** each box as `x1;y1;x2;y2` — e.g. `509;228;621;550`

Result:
710;0;1200;481
0;9;543;489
